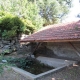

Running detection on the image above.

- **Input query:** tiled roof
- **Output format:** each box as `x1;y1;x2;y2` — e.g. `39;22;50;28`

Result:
20;20;80;42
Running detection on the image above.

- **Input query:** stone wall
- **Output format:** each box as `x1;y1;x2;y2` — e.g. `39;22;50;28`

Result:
1;37;80;61
47;41;80;60
0;37;32;55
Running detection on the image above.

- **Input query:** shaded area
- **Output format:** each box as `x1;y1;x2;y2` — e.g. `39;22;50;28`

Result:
8;57;54;75
31;42;57;58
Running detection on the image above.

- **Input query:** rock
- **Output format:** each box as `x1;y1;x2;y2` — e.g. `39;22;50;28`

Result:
3;45;11;49
0;49;2;54
10;40;16;45
31;55;35;58
2;40;10;45
2;49;11;54
2;60;7;63
0;36;32;55
0;44;3;48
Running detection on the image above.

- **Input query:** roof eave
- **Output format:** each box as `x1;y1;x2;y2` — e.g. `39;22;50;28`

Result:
20;39;80;43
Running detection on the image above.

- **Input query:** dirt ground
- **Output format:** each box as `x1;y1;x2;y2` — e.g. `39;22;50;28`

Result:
38;62;80;80
0;52;80;80
0;69;27;80
0;62;80;80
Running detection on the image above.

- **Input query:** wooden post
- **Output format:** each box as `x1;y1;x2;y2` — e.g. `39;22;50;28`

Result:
33;42;42;55
69;42;80;57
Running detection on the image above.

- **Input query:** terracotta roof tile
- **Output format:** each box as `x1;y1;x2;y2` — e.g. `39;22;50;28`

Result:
20;20;80;42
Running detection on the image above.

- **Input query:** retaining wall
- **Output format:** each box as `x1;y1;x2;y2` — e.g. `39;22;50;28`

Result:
47;42;80;60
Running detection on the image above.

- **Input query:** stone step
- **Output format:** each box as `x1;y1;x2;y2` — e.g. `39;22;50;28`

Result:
37;56;77;68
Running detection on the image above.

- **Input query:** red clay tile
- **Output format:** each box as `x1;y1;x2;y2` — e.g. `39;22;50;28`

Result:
20;20;80;42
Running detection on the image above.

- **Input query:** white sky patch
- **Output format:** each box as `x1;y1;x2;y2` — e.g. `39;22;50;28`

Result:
63;0;80;22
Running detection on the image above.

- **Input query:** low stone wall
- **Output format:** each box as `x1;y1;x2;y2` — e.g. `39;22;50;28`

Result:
47;42;80;60
0;37;31;55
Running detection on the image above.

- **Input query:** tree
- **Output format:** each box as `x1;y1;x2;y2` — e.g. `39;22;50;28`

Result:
0;11;35;39
0;0;44;30
36;0;72;25
0;0;72;28
25;1;44;30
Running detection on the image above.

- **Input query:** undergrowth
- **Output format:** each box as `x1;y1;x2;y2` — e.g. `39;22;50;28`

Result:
8;57;54;75
0;55;15;74
0;56;54;75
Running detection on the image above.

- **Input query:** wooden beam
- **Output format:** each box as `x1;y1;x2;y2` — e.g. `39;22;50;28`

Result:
69;42;80;57
33;42;42;55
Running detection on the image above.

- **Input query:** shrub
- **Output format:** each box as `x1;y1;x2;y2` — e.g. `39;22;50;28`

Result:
0;11;35;39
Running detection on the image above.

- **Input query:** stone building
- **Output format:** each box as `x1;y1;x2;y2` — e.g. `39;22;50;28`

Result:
20;20;80;61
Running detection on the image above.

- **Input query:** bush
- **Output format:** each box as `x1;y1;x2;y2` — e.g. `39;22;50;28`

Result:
0;11;35;39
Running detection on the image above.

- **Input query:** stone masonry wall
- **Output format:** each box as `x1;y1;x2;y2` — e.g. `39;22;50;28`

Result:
47;41;80;60
0;37;32;55
1;37;80;61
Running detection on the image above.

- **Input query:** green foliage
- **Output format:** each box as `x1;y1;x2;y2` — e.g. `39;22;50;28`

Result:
25;2;44;30
0;0;72;29
8;58;31;69
22;19;35;34
37;0;72;25
0;56;16;74
0;11;35;39
0;56;9;74
7;57;54;75
0;0;44;30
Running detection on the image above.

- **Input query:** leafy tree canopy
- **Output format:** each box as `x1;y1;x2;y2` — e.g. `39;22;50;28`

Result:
0;0;44;30
0;0;72;28
36;0;72;25
0;11;35;39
